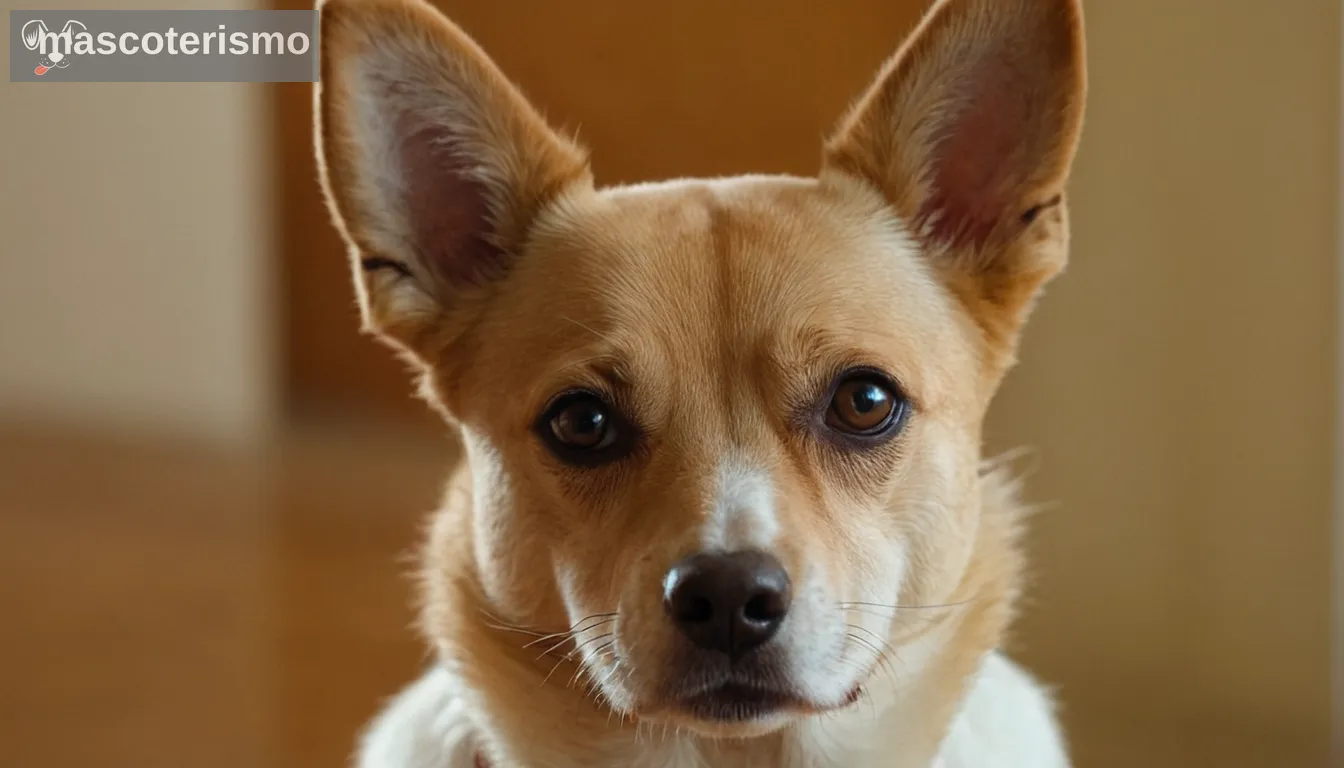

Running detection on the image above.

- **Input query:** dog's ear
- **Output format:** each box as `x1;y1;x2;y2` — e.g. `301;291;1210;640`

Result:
825;0;1086;350
315;0;591;360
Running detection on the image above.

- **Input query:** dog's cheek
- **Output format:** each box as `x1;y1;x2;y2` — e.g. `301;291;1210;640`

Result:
456;430;567;625
777;567;868;701
477;506;564;623
550;549;621;624
888;438;982;609
547;543;673;706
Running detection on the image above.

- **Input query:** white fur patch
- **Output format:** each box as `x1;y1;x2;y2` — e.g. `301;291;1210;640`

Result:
699;458;779;551
935;653;1070;767
357;666;478;768
357;653;1068;768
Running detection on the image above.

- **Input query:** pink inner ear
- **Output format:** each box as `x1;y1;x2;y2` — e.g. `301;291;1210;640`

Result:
399;123;504;289
920;62;1036;248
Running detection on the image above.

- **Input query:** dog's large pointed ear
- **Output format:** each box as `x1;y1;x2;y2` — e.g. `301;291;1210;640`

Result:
315;0;592;359
824;0;1086;349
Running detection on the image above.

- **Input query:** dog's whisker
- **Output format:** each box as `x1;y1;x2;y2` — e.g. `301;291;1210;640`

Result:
523;613;618;649
562;631;615;663
838;598;976;611
481;621;547;639
532;618;617;660
590;662;623;711
479;609;619;656
849;622;899;659
845;623;902;686
567;639;616;690
539;652;573;689
536;628;615;690
839;605;900;620
475;608;543;634
845;633;882;664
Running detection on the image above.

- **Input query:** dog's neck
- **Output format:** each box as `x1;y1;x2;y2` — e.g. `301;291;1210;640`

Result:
420;463;1025;768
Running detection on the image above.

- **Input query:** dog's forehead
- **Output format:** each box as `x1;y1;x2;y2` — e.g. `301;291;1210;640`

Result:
535;176;956;335
503;175;974;410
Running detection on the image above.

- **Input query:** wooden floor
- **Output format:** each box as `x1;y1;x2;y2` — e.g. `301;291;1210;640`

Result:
0;424;1325;767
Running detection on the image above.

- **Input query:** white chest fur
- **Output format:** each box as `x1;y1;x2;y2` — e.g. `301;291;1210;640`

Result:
357;652;1067;768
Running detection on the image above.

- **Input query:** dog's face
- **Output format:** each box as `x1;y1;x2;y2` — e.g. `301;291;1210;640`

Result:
317;0;1084;739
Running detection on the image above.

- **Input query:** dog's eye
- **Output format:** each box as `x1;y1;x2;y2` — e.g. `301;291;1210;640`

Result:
551;396;612;448
538;391;628;464
825;372;906;437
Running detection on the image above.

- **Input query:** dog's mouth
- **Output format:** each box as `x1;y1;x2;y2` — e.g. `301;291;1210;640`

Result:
676;683;796;722
663;681;864;724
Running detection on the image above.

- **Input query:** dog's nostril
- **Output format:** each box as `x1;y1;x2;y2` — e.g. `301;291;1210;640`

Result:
743;590;787;624
662;550;792;660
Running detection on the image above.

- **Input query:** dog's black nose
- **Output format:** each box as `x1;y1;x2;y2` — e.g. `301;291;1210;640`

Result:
662;550;792;660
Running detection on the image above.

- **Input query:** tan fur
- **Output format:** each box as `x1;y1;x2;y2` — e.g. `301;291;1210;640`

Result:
315;0;1086;765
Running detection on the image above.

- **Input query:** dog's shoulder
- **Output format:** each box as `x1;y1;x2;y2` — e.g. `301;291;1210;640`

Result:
358;666;479;768
932;652;1069;768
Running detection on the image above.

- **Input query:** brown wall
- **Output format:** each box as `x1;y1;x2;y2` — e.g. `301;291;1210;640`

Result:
990;0;1337;752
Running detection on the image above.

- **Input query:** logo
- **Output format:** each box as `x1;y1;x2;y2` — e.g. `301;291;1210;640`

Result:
20;18;87;75
10;10;319;83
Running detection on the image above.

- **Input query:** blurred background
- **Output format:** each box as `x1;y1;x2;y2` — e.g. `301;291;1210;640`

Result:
1;1;1338;766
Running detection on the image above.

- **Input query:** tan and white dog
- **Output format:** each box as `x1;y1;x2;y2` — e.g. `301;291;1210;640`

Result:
314;0;1087;764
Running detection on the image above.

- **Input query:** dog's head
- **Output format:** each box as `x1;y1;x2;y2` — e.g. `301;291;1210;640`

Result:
317;0;1084;739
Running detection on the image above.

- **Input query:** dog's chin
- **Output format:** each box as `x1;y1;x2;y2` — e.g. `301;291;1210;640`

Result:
630;682;865;739
586;640;869;739
653;706;795;739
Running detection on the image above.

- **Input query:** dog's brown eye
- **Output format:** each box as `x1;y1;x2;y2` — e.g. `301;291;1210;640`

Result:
537;391;631;466
550;397;612;449
826;374;903;436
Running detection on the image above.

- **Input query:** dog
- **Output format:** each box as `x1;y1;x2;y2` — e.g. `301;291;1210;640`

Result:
314;0;1087;764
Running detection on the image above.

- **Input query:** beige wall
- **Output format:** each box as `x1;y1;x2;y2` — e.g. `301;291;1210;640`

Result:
0;4;275;443
990;0;1337;748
